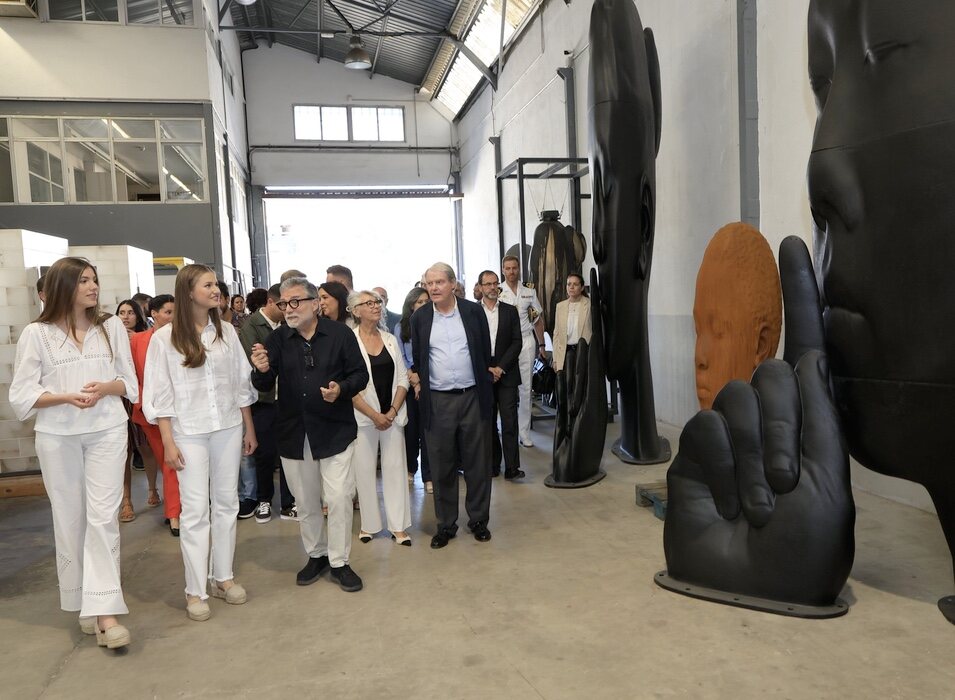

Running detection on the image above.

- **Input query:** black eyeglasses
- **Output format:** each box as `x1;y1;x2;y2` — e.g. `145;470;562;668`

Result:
276;297;315;311
354;299;383;309
303;340;315;370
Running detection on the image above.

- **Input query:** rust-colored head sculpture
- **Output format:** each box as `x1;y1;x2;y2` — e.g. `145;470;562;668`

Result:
694;222;781;409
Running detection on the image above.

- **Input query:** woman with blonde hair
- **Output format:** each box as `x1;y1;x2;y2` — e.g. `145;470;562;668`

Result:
10;257;138;649
143;264;257;621
348;289;412;545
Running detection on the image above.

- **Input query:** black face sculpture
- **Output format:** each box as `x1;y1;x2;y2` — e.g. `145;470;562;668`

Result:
587;0;668;464
808;0;955;586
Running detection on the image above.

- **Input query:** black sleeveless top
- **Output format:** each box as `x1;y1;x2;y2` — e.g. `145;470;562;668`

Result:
369;346;394;411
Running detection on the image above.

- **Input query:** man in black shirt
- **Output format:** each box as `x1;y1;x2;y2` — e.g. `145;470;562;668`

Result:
250;277;369;592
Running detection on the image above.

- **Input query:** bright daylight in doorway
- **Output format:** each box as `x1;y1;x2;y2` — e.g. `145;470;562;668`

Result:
265;196;456;295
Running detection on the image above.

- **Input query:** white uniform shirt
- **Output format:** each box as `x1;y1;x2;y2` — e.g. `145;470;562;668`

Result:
10;315;138;435
142;321;257;436
481;299;500;356
498;282;542;337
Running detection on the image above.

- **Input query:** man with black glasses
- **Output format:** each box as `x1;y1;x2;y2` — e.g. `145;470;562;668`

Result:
250;277;368;592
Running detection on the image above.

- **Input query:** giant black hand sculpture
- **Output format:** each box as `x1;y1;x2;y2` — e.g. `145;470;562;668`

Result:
548;269;608;488
588;0;669;465
659;238;855;616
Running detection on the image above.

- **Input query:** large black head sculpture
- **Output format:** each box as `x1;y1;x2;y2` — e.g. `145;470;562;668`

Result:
587;0;669;464
659;0;955;622
808;0;955;620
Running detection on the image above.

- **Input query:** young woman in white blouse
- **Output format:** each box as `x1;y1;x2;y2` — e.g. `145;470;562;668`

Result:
143;264;257;622
348;290;412;545
10;257;139;649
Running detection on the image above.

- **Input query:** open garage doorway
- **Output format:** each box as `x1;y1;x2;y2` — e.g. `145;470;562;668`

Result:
264;196;457;297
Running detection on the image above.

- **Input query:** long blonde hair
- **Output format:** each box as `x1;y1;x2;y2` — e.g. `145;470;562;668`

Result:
171;264;223;368
37;257;112;357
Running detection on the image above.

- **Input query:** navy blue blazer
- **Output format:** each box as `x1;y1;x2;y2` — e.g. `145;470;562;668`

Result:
410;299;493;430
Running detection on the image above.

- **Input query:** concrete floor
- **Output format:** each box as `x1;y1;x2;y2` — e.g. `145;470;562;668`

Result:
1;421;953;700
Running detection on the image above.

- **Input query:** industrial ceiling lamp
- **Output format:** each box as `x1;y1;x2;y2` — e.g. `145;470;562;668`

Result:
235;0;257;6
344;35;372;70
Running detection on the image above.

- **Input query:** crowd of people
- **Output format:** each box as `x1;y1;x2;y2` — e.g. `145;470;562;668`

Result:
11;256;592;650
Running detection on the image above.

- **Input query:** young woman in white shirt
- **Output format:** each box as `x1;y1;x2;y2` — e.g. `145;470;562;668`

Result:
10;257;139;649
143;264;257;622
348;290;412;545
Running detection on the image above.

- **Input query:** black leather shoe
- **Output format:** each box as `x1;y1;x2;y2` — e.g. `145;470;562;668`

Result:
504;469;526;480
329;564;363;592
430;530;456;549
296;555;330;586
471;523;492;542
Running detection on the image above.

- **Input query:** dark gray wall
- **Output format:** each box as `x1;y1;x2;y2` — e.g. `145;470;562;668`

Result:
0;100;225;271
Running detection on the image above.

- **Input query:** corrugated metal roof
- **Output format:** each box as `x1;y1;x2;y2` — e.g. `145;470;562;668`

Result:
228;0;460;86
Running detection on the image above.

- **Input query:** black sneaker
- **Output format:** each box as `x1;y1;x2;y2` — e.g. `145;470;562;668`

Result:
237;499;257;519
255;502;272;523
280;504;299;521
296;556;330;586
329;564;363;592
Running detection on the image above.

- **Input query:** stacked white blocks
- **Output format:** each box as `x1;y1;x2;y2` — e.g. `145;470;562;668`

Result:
68;245;156;312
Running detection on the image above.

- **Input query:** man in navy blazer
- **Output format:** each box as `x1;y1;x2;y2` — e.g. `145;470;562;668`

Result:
410;262;494;548
477;270;524;480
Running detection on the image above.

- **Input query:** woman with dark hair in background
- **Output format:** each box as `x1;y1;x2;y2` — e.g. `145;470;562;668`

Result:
244;288;268;315
144;264;257;622
217;281;234;326
115;300;158;523
230;294;248;329
397;287;432;493
10;257;138;648
551;272;592;412
318;281;352;326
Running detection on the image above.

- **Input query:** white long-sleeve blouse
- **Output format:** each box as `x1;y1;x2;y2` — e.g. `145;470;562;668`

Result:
142;321;256;436
9;315;138;435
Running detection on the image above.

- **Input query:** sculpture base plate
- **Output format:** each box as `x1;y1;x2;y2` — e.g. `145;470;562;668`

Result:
938;596;955;624
544;470;607;489
654;571;849;619
612;436;671;465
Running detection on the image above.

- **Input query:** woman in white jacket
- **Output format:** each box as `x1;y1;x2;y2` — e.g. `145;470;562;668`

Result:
9;257;138;649
348;290;412;545
143;264;257;621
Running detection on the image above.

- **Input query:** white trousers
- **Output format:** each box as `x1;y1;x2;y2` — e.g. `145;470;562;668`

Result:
282;438;356;568
517;333;536;440
354;424;410;534
35;424;129;617
175;424;242;599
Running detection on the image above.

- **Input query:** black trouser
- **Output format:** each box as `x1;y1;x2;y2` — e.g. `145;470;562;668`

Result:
405;393;431;482
252;402;294;509
425;389;492;532
491;382;520;475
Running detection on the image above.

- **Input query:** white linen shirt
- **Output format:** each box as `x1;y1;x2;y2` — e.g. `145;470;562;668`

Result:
481;299;500;356
142;321;257;436
9;315;138;435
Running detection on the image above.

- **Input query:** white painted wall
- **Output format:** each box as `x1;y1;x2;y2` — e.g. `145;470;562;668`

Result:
243;44;455;187
0;20;209;102
458;0;742;426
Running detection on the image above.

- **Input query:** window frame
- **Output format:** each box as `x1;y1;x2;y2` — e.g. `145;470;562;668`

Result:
292;104;407;144
39;0;202;27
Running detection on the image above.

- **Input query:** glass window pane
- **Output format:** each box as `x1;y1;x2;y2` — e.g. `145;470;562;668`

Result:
49;0;83;21
64;118;109;140
110;119;156;140
0;119;7;139
351;108;379;141
113;142;160;202
52;184;65;203
85;0;118;22
0;143;13;203
67;142;113;202
126;0;160;24
27;143;50;179
321;107;348;141
49;154;63;186
163;144;205;201
159;119;202;142
29;175;51;203
162;0;193;25
293;106;322;140
378;108;404;141
12;118;59;139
